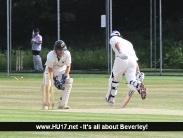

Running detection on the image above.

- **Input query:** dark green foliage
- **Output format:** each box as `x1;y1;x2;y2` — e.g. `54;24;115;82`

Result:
0;48;106;71
1;0;183;70
127;30;150;68
69;47;106;70
1;38;183;71
162;39;183;69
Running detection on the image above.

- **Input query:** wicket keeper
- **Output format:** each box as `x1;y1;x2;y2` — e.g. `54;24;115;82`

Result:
44;40;73;109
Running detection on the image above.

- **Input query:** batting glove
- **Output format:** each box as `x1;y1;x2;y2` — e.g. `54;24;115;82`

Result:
53;76;62;90
31;38;36;43
136;71;145;82
117;52;128;60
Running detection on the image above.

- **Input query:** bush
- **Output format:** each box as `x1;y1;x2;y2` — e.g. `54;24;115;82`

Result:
162;39;183;69
0;48;107;71
69;47;106;70
1;39;183;71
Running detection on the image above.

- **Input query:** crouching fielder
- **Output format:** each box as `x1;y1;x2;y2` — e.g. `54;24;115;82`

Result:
105;30;146;107
44;40;73;109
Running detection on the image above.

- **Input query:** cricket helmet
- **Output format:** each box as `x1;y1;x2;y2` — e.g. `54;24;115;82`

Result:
110;30;121;37
54;40;67;50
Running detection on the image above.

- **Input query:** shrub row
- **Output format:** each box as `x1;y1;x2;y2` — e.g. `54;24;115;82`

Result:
1;38;183;71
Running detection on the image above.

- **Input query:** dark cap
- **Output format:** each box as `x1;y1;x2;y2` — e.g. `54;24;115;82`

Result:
54;40;67;51
34;28;40;32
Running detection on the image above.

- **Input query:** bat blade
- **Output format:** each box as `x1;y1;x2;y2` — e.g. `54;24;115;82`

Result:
32;30;34;38
121;90;134;108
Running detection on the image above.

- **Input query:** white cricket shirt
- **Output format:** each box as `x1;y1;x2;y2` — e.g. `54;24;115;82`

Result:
31;34;42;51
45;50;71;72
110;36;138;61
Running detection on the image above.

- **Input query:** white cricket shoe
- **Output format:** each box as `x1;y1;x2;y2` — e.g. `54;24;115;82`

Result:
105;94;115;107
108;97;115;106
57;106;69;109
42;105;48;110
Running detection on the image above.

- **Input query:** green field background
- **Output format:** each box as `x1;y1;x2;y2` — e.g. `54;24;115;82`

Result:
0;73;183;137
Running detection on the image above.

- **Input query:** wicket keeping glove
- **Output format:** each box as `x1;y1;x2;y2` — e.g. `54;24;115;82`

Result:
136;71;145;82
53;76;61;90
60;74;68;84
117;51;128;60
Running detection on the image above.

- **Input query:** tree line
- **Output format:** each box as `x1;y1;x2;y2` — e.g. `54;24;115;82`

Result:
1;0;183;69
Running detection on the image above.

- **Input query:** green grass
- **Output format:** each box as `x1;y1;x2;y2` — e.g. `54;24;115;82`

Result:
0;73;183;137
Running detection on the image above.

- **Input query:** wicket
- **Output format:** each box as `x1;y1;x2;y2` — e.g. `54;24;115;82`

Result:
42;72;54;110
16;50;23;71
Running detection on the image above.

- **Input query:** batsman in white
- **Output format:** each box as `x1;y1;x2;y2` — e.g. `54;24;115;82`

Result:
105;30;146;106
44;40;73;109
31;28;43;72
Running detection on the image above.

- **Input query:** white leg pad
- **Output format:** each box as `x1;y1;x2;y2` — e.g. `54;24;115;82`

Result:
127;84;138;93
106;76;118;101
110;82;118;96
127;80;141;93
58;78;73;109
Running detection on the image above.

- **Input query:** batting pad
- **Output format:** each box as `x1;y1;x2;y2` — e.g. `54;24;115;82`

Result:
127;83;139;93
58;78;73;108
106;77;118;100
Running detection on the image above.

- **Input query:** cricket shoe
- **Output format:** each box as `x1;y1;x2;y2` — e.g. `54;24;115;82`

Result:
139;83;146;100
32;69;39;72
42;105;48;110
57;106;69;109
38;69;44;72
105;94;115;107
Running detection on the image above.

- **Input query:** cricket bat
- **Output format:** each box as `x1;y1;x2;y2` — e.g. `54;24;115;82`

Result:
31;30;35;43
121;90;134;108
32;30;34;38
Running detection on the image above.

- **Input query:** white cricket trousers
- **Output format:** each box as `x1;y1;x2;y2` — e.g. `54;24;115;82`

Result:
33;55;43;70
112;56;136;83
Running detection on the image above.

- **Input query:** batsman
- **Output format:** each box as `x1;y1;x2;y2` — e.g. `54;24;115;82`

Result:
43;40;73;109
105;30;146;107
